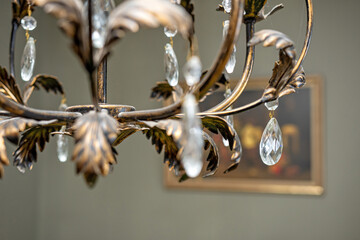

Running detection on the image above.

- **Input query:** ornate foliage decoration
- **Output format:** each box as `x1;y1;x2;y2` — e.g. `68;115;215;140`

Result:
0;0;314;186
72;110;118;186
0;66;24;104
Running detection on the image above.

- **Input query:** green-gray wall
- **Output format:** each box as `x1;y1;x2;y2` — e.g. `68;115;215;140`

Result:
1;0;359;239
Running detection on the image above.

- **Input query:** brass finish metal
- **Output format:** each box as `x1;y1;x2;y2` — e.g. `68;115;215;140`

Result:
66;104;135;116
0;0;314;185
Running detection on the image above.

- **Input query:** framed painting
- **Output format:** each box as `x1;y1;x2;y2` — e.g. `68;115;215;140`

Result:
164;76;324;195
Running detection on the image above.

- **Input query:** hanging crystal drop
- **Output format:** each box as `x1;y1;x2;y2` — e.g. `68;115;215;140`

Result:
21;16;37;31
164;43;179;86
183;56;202;86
84;0;114;48
265;99;279;111
223;20;236;74
181;94;204;178
222;87;234;147
222;0;232;13
57;126;69;163
259;117;283;166
17;164;26;174
21;37;36;81
170;0;181;4
164;27;177;38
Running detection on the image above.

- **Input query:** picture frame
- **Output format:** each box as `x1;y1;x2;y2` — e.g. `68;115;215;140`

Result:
164;76;324;195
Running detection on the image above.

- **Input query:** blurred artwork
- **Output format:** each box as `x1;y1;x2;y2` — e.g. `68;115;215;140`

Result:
165;77;324;195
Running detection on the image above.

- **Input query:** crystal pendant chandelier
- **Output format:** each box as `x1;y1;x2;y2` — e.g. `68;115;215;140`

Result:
0;0;312;187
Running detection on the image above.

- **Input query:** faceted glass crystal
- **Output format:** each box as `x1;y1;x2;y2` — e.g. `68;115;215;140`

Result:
170;0;181;4
84;0;114;48
164;43;179;86
223;20;236;74
21;37;36;81
222;0;232;13
181;94;204;178
57;126;69;163
183;56;202;86
265;99;279;111
164;27;177;38
21;16;37;31
259;118;283;166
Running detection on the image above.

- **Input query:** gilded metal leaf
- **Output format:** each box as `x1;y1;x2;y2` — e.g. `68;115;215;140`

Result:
72;110;119;179
12;0;35;24
199;71;228;102
0;117;45;177
223;124;242;173
279;66;306;98
23;74;64;103
244;0;268;20
0;66;24;104
248;30;295;59
201;116;235;151
256;4;284;22
150;81;175;102
112;128;139;146
202;131;219;178
13;121;62;172
141;120;181;174
106;0;193;47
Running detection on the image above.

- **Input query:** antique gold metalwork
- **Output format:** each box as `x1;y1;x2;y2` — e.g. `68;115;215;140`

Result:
0;0;313;187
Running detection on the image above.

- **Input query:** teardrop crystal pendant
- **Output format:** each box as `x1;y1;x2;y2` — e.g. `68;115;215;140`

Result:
21;16;37;31
57;126;69;163
164;43;179;86
223;20;236;74
183;56;202;86
84;0;114;48
21;37;36;81
181;94;204;178
259;118;283;166
222;0;232;13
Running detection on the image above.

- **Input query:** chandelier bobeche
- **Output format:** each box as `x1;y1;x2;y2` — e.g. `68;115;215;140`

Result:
0;0;312;186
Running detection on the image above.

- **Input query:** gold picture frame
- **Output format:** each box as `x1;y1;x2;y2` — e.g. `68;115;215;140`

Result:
164;76;324;195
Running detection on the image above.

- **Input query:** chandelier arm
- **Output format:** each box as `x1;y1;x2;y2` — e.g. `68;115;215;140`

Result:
206;20;255;113
0;92;81;121
197;97;266;117
280;0;313;91
118;0;244;121
9;19;18;77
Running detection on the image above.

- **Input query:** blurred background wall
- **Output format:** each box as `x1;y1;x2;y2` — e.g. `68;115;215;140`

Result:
0;0;359;239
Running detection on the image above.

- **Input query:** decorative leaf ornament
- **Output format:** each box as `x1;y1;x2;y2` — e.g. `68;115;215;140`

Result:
248;30;306;99
150;81;175;102
23;74;65;103
0;66;24;104
0;118;53;177
72;110;119;185
244;0;267;20
13;121;61;173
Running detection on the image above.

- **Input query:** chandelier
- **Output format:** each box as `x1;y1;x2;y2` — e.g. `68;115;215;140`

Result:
0;0;313;187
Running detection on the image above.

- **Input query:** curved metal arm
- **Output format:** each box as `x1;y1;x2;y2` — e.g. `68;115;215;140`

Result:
206;20;255;113
0;92;81;121
118;0;245;121
9;20;18;77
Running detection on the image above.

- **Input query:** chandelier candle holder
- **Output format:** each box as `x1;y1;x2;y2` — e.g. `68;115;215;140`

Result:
0;0;312;187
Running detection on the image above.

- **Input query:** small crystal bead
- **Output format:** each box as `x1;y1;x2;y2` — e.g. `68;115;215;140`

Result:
164;27;177;38
164;43;179;86
223;20;236;74
222;0;232;13
183;56;202;86
265;99;279;111
21;37;36;81
170;0;181;4
259;118;283;166
21;16;37;31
